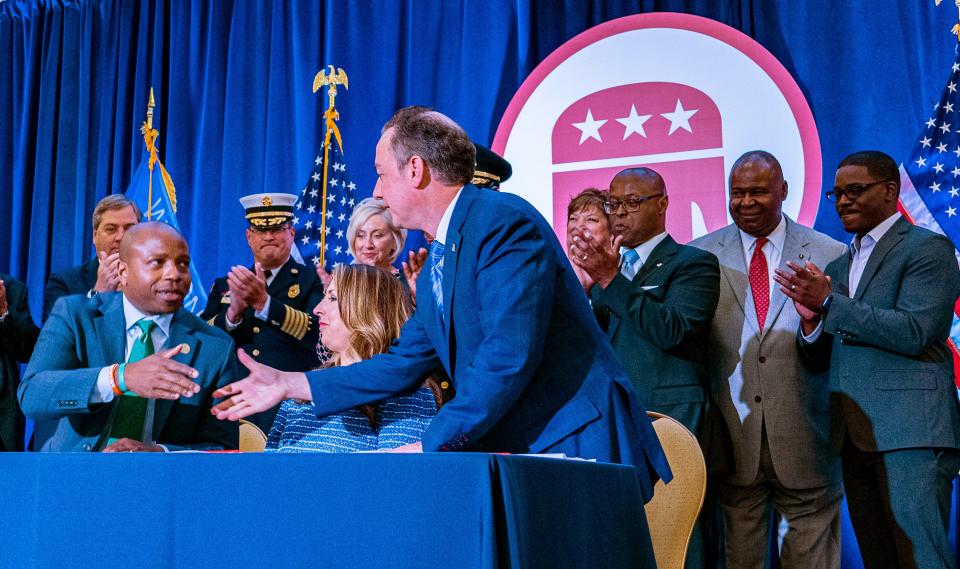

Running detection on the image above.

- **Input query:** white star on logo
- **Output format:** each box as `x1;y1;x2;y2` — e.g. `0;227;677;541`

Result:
934;162;945;173
311;172;321;182
930;181;942;192
947;206;957;217
921;137;932;148
572;109;607;144
661;99;698;135
615;105;652;140
937;142;948;153
916;156;927;168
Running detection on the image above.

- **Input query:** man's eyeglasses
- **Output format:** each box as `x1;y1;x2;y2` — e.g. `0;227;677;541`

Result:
825;180;891;203
250;223;292;234
602;194;664;214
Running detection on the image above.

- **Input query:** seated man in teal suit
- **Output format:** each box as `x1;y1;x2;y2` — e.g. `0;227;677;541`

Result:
212;107;670;508
21;222;239;452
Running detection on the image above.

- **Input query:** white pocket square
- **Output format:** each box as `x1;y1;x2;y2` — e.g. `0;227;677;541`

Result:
641;285;659;291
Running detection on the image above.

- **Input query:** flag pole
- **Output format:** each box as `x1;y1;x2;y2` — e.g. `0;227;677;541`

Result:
141;88;157;221
312;66;349;269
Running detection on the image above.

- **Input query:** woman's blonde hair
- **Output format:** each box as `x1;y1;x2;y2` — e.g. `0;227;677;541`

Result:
328;264;411;365
346;197;407;265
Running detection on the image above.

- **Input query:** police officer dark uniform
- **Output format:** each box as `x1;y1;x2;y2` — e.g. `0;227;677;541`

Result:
471;143;512;190
200;193;324;431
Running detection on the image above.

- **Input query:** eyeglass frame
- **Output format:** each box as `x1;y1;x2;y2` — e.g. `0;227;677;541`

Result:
602;193;665;214
249;222;293;234
825;179;892;203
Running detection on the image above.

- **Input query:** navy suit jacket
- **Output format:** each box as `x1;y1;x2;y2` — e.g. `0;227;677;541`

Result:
591;235;720;432
20;292;240;451
43;257;99;323
800;218;960;453
307;185;671;501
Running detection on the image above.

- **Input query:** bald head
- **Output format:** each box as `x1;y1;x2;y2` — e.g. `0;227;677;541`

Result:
607;167;669;248
118;222;191;314
728;150;788;237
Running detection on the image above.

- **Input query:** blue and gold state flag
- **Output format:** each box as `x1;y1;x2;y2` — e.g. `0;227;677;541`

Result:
124;91;208;314
292;66;356;272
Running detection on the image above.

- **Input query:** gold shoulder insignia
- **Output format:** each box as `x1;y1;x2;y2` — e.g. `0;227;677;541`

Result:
288;284;300;298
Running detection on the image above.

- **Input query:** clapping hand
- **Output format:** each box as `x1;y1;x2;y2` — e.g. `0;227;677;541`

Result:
401;248;428;304
568;229;623;290
94;251;122;292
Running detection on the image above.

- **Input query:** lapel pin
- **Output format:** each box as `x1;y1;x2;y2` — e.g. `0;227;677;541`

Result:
798;253;805;259
656;262;663;268
291;268;299;275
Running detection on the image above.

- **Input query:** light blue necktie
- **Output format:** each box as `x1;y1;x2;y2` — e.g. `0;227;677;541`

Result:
430;240;445;315
621;248;641;280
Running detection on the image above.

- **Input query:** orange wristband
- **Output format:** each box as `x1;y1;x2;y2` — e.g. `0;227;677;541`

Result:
110;363;123;397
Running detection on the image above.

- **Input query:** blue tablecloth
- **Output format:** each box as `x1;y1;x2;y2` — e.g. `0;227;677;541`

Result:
0;453;650;569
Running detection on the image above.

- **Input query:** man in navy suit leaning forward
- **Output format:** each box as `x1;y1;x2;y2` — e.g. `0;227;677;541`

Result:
212;107;670;491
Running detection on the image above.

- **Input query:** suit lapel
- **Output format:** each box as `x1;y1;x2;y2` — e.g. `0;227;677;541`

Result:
714;226;755;333
266;260;296;298
763;220;806;338
438;185;480;367
634;235;678;285
94;294;126;366
606;236;678;339
853;218;908;299
152;311;200;437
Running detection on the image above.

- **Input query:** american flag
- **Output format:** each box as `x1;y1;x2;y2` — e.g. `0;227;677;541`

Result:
293;135;357;272
899;51;960;385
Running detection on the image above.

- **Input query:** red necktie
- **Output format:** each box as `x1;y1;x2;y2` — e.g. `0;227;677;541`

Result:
749;237;769;330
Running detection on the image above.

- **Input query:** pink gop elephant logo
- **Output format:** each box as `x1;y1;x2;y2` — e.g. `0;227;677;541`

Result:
551;82;727;244
494;13;822;245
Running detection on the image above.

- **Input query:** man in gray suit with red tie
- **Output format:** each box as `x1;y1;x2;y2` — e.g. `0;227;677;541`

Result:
691;151;845;568
778;150;960;569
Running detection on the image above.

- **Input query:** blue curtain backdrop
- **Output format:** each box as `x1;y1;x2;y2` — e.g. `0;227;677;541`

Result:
1;0;957;317
2;2;959;567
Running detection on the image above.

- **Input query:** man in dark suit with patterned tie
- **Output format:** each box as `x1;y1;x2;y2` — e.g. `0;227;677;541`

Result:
570;167;720;434
43;194;142;322
200;193;324;431
778;150;960;569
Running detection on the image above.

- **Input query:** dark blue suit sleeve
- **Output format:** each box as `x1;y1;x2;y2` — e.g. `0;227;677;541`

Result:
421;213;555;451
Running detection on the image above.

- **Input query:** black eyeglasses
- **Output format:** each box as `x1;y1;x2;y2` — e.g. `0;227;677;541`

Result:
602;194;664;214
825;180;891;203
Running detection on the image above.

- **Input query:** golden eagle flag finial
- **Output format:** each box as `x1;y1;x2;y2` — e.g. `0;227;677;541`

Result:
311;65;349;269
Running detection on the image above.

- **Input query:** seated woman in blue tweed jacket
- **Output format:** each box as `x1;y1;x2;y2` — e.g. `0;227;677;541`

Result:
266;264;449;452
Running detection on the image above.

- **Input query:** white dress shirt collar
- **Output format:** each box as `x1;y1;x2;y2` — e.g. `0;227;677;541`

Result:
434;187;465;245
738;215;787;263
621;231;669;266
851;212;901;253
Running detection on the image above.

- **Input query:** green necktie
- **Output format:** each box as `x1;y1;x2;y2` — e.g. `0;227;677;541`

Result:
109;318;157;441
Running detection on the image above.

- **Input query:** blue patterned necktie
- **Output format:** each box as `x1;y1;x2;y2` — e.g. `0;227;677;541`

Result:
621;248;641;280
430;240;445;315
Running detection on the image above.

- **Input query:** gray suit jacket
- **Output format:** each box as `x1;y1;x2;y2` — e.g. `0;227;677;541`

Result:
20;292;240;451
691;218;844;488
800;217;960;453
